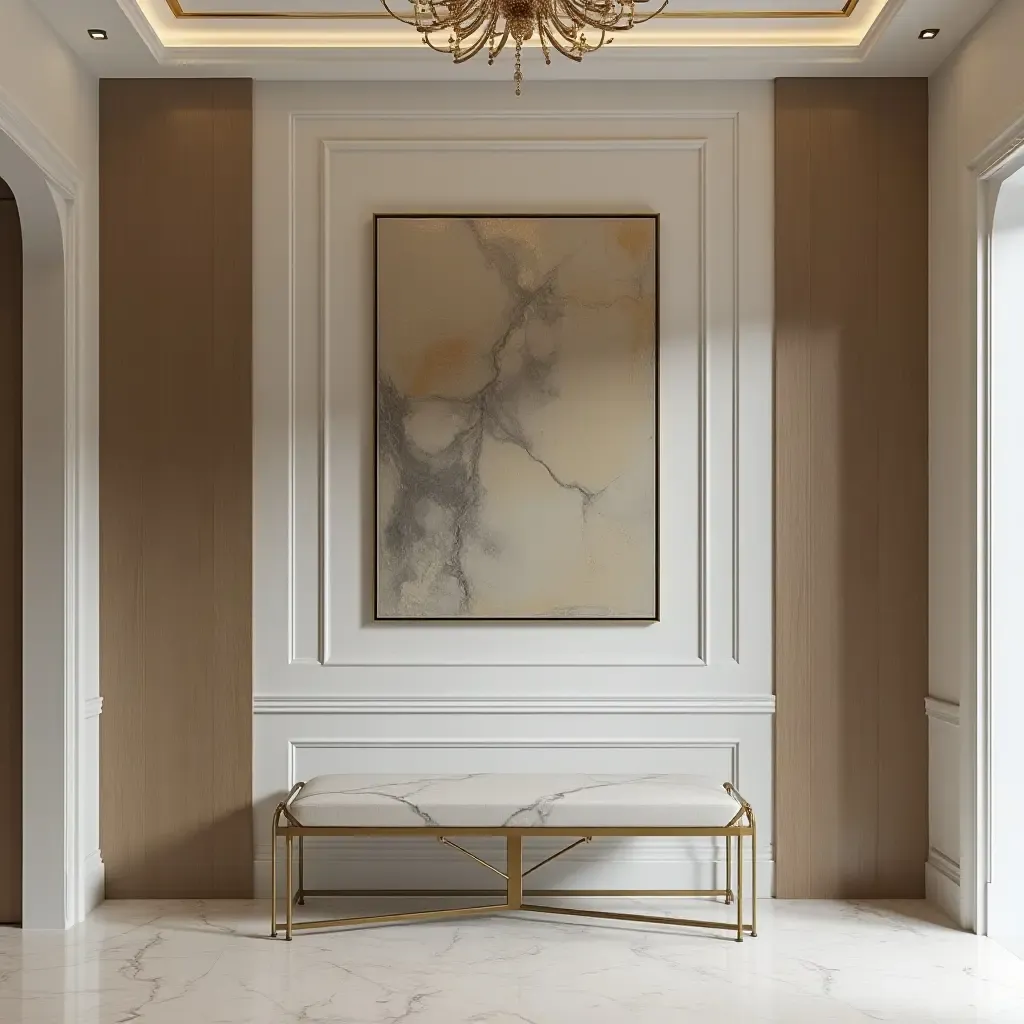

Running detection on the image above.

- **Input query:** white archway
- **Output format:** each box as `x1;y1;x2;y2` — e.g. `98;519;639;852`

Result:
978;143;1024;955
0;93;93;929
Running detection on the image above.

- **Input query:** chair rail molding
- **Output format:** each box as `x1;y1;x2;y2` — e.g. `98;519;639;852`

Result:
253;695;777;715
924;696;960;727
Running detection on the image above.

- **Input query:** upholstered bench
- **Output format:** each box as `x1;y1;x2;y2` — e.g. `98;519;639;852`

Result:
271;773;757;942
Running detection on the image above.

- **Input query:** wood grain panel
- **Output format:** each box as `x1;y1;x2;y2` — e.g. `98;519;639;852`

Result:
775;79;928;898
100;80;253;897
0;188;22;923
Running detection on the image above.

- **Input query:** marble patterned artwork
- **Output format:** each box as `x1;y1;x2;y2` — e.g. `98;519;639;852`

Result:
375;215;658;620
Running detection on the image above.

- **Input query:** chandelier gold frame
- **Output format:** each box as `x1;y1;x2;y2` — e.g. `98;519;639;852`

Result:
270;780;759;942
384;0;667;93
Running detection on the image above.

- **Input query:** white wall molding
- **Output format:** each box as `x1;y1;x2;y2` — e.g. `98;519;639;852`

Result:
925;696;961;727
293;110;740;125
0;82;78;198
255;695;776;715
928;846;961;886
926;847;961;925
308;124;731;670
83;695;103;719
82;848;105;917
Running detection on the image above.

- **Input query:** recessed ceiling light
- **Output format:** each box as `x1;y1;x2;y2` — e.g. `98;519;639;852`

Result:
918;28;940;40
87;29;108;41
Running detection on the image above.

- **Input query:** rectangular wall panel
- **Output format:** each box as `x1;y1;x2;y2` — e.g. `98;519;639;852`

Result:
0;185;22;923
253;82;775;894
775;79;929;898
99;80;253;897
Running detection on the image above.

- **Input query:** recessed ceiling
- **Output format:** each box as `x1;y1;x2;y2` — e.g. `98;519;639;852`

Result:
161;0;858;19
35;0;998;79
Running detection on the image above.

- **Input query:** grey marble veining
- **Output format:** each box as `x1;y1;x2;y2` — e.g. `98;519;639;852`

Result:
2;899;1023;1023
288;773;741;828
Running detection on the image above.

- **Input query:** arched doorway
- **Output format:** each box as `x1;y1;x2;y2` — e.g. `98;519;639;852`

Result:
0;107;93;929
0;175;21;924
985;152;1024;958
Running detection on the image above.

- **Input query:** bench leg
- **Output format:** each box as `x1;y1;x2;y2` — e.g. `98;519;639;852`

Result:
735;833;743;943
297;837;305;905
506;837;523;910
751;818;758;938
725;834;733;904
286;834;294;941
270;819;278;938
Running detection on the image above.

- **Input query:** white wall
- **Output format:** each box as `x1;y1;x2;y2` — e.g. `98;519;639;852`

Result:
929;0;1024;929
0;0;100;923
253;81;774;893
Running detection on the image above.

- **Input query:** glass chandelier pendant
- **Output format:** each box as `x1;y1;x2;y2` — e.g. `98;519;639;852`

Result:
382;0;668;95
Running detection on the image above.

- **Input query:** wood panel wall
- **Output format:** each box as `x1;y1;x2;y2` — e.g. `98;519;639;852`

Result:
774;78;929;898
0;180;22;923
100;80;253;897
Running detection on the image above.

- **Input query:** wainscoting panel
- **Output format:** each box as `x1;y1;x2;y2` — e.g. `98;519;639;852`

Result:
0;184;21;923
253;705;774;893
99;80;254;897
925;697;960;921
774;78;929;898
253;81;774;894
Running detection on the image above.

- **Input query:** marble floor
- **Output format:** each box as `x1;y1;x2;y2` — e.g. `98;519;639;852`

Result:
2;897;1023;1023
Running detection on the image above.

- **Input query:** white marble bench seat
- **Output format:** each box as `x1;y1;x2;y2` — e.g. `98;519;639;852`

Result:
288;773;743;829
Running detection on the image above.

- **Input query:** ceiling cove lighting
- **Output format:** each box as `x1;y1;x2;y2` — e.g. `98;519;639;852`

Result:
918;28;939;39
380;0;667;95
87;28;109;40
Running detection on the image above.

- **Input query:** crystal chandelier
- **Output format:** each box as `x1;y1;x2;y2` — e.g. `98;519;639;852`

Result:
380;0;668;94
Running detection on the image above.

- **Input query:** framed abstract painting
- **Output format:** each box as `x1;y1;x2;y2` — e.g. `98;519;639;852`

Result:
374;214;659;621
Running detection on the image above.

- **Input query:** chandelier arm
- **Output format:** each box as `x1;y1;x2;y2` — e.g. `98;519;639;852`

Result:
378;0;421;27
538;20;585;61
421;26;483;54
559;1;621;32
453;11;499;62
561;0;627;26
547;4;583;40
422;31;458;52
555;3;610;31
546;18;581;47
453;6;493;39
565;0;617;24
488;21;511;60
574;25;609;50
414;12;462;32
407;0;478;33
625;0;669;25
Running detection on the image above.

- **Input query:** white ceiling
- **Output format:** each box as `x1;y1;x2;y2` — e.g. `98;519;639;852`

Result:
34;0;997;80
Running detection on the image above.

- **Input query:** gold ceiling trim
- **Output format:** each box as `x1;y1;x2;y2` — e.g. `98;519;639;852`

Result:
164;0;859;22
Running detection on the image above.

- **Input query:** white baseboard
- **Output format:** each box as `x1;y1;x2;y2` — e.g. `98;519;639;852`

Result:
82;849;105;918
925;850;960;925
254;837;773;898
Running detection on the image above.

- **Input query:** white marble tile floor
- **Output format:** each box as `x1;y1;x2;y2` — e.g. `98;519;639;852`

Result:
1;897;1022;1023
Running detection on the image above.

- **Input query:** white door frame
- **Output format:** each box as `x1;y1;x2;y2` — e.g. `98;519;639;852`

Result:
967;119;1024;938
0;83;98;929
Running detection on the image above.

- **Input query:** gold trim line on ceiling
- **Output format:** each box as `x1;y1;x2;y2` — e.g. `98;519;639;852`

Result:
164;0;859;22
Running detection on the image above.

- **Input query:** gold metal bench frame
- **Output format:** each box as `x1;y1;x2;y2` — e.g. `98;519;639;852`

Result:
270;781;757;942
